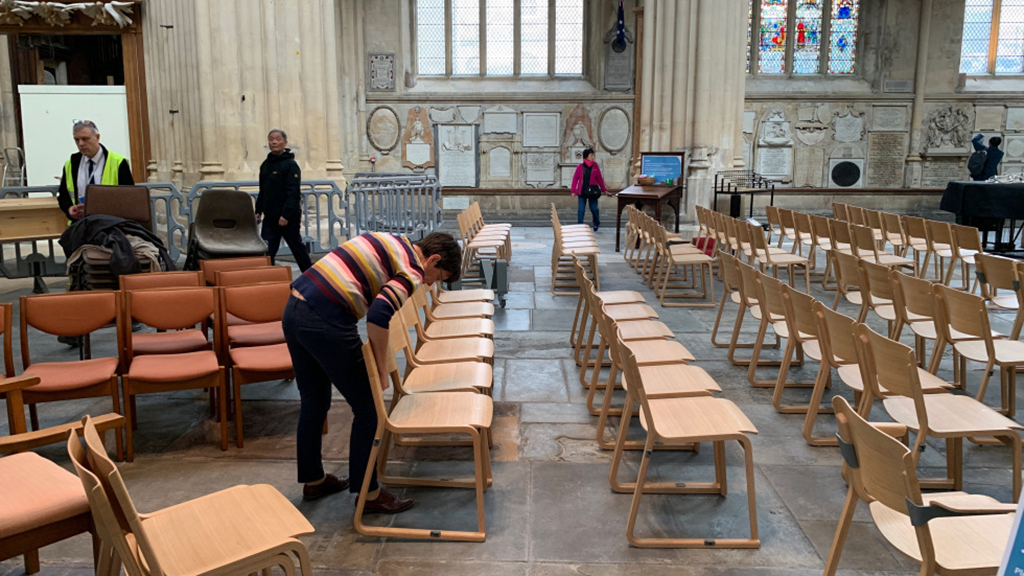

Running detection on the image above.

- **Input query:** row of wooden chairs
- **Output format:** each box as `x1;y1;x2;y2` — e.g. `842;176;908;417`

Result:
356;284;497;542
550;204;600;295
622;205;715;307
570;258;760;548
456;202;512;282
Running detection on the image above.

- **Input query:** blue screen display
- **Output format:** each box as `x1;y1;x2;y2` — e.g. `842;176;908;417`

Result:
640;155;683;184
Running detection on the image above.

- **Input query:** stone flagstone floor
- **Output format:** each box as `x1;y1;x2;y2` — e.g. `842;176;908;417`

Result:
2;224;1020;576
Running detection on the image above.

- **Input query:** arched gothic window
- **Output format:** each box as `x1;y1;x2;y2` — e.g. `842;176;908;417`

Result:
747;0;860;75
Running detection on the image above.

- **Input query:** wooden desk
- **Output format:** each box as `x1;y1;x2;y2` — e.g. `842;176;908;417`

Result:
614;184;683;252
0;197;65;241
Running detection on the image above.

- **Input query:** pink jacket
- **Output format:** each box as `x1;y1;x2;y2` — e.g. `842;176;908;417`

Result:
570;162;607;196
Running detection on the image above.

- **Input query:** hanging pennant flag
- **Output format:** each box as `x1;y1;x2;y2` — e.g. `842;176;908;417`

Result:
612;0;627;53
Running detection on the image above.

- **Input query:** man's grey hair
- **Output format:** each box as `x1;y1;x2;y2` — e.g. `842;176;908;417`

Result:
73;120;99;134
268;128;288;140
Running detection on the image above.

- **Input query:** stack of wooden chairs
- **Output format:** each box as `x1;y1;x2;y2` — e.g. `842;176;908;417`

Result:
456;202;512;284
568;258;761;549
550;203;601;295
623;205;716;307
355;283;497;542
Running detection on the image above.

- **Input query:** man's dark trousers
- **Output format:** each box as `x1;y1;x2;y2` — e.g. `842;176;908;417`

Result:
262;219;312;272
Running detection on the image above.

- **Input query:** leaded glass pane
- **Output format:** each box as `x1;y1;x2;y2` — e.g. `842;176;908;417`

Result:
996;0;1024;74
486;0;514;75
747;0;753;72
827;0;858;74
521;0;549;75
417;0;446;75
452;0;480;75
793;0;822;73
961;0;994;73
758;0;787;74
554;0;583;75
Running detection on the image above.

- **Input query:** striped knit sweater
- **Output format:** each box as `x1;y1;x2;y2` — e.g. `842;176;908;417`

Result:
292;232;425;328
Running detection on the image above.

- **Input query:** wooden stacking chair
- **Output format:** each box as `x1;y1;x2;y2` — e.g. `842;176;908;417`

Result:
828;218;854;257
711;252;755;349
809;214;839;288
407;288;494;341
949;223;985;291
934;284;1024;416
199;255;272;285
617;343;760;549
923;219;956;283
849;223;916;274
121;273;213;358
764;205;786;248
728;258;780;367
68;415;315;574
847;205;867;226
792;211;817;264
551;205;600;294
772;284;824;414
822;396;1016;576
432;282;495;305
777;207;801;252
863;209;886;245
120;286;227;460
356;342;492;542
746;269;807;388
901;215;932;276
747;221;810;288
385;311;492;400
831;202;849;221
853;322;1022;499
19;291;123;460
974;253;1024;339
879;212;908;256
459;211;506;281
830;249;865;315
393;303;494;367
1;374;123;576
802;302;856;446
570;260;648;367
652;224;715;307
890;270;943;371
418;285;494;320
857;258;899;335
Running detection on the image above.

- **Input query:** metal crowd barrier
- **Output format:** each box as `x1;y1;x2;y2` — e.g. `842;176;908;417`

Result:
0;179;349;281
348;172;443;240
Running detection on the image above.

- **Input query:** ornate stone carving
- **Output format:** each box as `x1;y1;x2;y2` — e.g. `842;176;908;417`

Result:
925;105;972;150
794;105;828;146
429;107;457;124
758;110;792;147
831;106;865;143
402;106;434;170
458;106;481;123
367;53;395;92
366;106;400;154
562;104;594;162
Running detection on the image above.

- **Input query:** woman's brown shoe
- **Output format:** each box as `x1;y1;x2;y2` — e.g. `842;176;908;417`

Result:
302;474;349;501
360;489;414;514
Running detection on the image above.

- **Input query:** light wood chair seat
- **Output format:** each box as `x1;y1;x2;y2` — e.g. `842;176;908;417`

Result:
132;329;212;355
561;245;600;256
605;303;659;321
616;320;675;341
869;498;1013;571
596;290;646;304
760;252;807;266
436;289;495;303
883;393;1023;435
868;254;916;269
991;294;1020;309
624;364;721;399
388;391;493;430
640;396;757;440
631;340;695;364
468;238;505;249
430;301;495;319
403;362;492;394
416;337;494;363
801;339;823;362
953;338;1024;364
423;318;495;339
837;364;952;394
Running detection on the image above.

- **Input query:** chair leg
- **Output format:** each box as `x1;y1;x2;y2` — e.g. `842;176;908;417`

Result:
802;364;838;447
233;371;244;449
218;370;229;451
124;387;135;462
823;485;860;576
28;403;38;431
110;379;124;462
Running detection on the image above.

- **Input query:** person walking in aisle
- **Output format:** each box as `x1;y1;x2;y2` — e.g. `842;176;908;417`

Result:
256;129;312;272
570;148;610;232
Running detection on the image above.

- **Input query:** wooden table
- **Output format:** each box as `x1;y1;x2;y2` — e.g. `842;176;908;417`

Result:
0;197;65;242
614;184;683;252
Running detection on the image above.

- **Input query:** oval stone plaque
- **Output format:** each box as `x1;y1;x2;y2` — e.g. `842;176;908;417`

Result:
599;106;631;154
367;106;400;153
831;161;861;187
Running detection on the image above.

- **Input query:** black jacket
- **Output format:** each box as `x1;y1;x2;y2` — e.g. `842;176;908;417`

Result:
972;134;1005;180
256;149;302;223
60;215;175;277
57;144;134;219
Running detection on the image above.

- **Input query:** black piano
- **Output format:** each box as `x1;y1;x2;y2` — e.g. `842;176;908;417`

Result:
941;181;1024;252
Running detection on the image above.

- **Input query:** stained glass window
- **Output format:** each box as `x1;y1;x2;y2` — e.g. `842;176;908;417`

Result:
486;0;514;75
747;0;753;72
828;0;858;74
554;0;584;75
452;0;480;76
417;0;446;76
793;0;823;73
758;0;788;74
959;0;1024;75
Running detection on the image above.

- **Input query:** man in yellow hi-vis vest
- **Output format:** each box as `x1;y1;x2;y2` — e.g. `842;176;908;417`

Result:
57;120;134;221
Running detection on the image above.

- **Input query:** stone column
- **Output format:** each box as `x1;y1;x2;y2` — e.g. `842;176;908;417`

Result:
336;0;367;173
905;0;932;187
636;0;747;221
195;0;225;179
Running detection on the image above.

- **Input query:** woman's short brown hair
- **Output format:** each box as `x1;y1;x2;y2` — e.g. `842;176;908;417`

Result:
415;232;462;283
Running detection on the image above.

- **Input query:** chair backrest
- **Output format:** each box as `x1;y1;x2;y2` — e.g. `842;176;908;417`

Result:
810;215;833;248
974;253;1019;298
832;249;863;294
84;185;153;230
828;218;852;247
847;205;867;226
745;221;770;259
215;265;293;287
933;283;990;342
794;211;813;241
0;303;12;378
864;209;884;233
119;270;204;291
901;215;927;241
361;341;397;428
764;205;783;232
832;203;849;221
892;270;935;321
849;224;877;258
859;259;896;304
123;287;215;361
199;256;272;285
950;223;983;253
813;301;858;367
924;219;952;248
735;259;761;308
778;208;797;235
854;322;925;407
20;291;119;369
754;270;787;321
780;283;818;343
880;212;905;244
219;281;291;325
718;251;742;292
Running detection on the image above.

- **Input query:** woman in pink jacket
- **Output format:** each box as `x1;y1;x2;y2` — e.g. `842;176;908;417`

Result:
570;148;609;232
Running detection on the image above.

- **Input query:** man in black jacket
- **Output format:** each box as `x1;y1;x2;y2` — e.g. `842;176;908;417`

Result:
256;129;312;271
57;120;134;220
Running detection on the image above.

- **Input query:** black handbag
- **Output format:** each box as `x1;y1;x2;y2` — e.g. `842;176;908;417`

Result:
582;184;602;200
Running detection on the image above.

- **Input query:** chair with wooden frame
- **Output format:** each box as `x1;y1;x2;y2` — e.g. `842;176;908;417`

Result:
711;252;755;349
1;374;123;576
0;303;16;425
68;415;315;575
198;255;272;285
724;216;752;263
727;256;781;367
212;266;293;352
646;218;704;289
422;284;495;319
777;207;801;253
746;268;809;389
458;211;506;282
849;223;916;274
432;282;495;305
747;221;810;289
772;284;825;414
217;281;293;448
551;205;600;294
120;286;227;460
409;287;495;341
393;302;494;367
847;205;867;226
879;211;908;256
616;343;760;549
468;202;512;251
652;224;716;307
923;219;956;283
890;270;943;372
853;322;1022;500
949;223;985;291
974;253;1024;339
830;249;866;316
831;202;849;221
822;395;1017;576
570;259;650;368
901;215;932;274
386;308;492;399
857;258;900;335
18;291;124;460
355;341;492;542
120;271;213;357
934;283;1024;416
863;208;886;246
801;302;857;447
809;214;839;289
792;211;818;267
764;205;786;248
827;217;854;258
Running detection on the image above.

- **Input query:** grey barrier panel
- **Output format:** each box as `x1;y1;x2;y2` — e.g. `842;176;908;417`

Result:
0;185;65;280
141;182;189;262
348;172;443;239
186;180;349;255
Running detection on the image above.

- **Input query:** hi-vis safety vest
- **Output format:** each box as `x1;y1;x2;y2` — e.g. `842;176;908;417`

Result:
64;150;126;203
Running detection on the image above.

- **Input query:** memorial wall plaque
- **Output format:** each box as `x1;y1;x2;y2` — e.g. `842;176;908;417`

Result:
402;106;434;170
872;105;908;131
366;106;400;153
483;105;517;134
921;157;965;187
743;111;756;134
603;156;628;188
974;106;1004;131
459;106;481;123
435;124;479;187
1005;135;1024;161
523;113;560;147
489;146;512;178
524;152;557;186
833;109;865;142
866;132;907;187
1008;108;1024;131
430;107;457;123
756;147;792;177
794;147;824;187
1004;163;1024;174
829;159;864;188
367;53;395;92
598;106;630;154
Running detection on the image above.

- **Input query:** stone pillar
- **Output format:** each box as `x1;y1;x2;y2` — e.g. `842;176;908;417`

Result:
336;0;367;173
905;0;932;187
195;0;225;179
636;0;746;221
